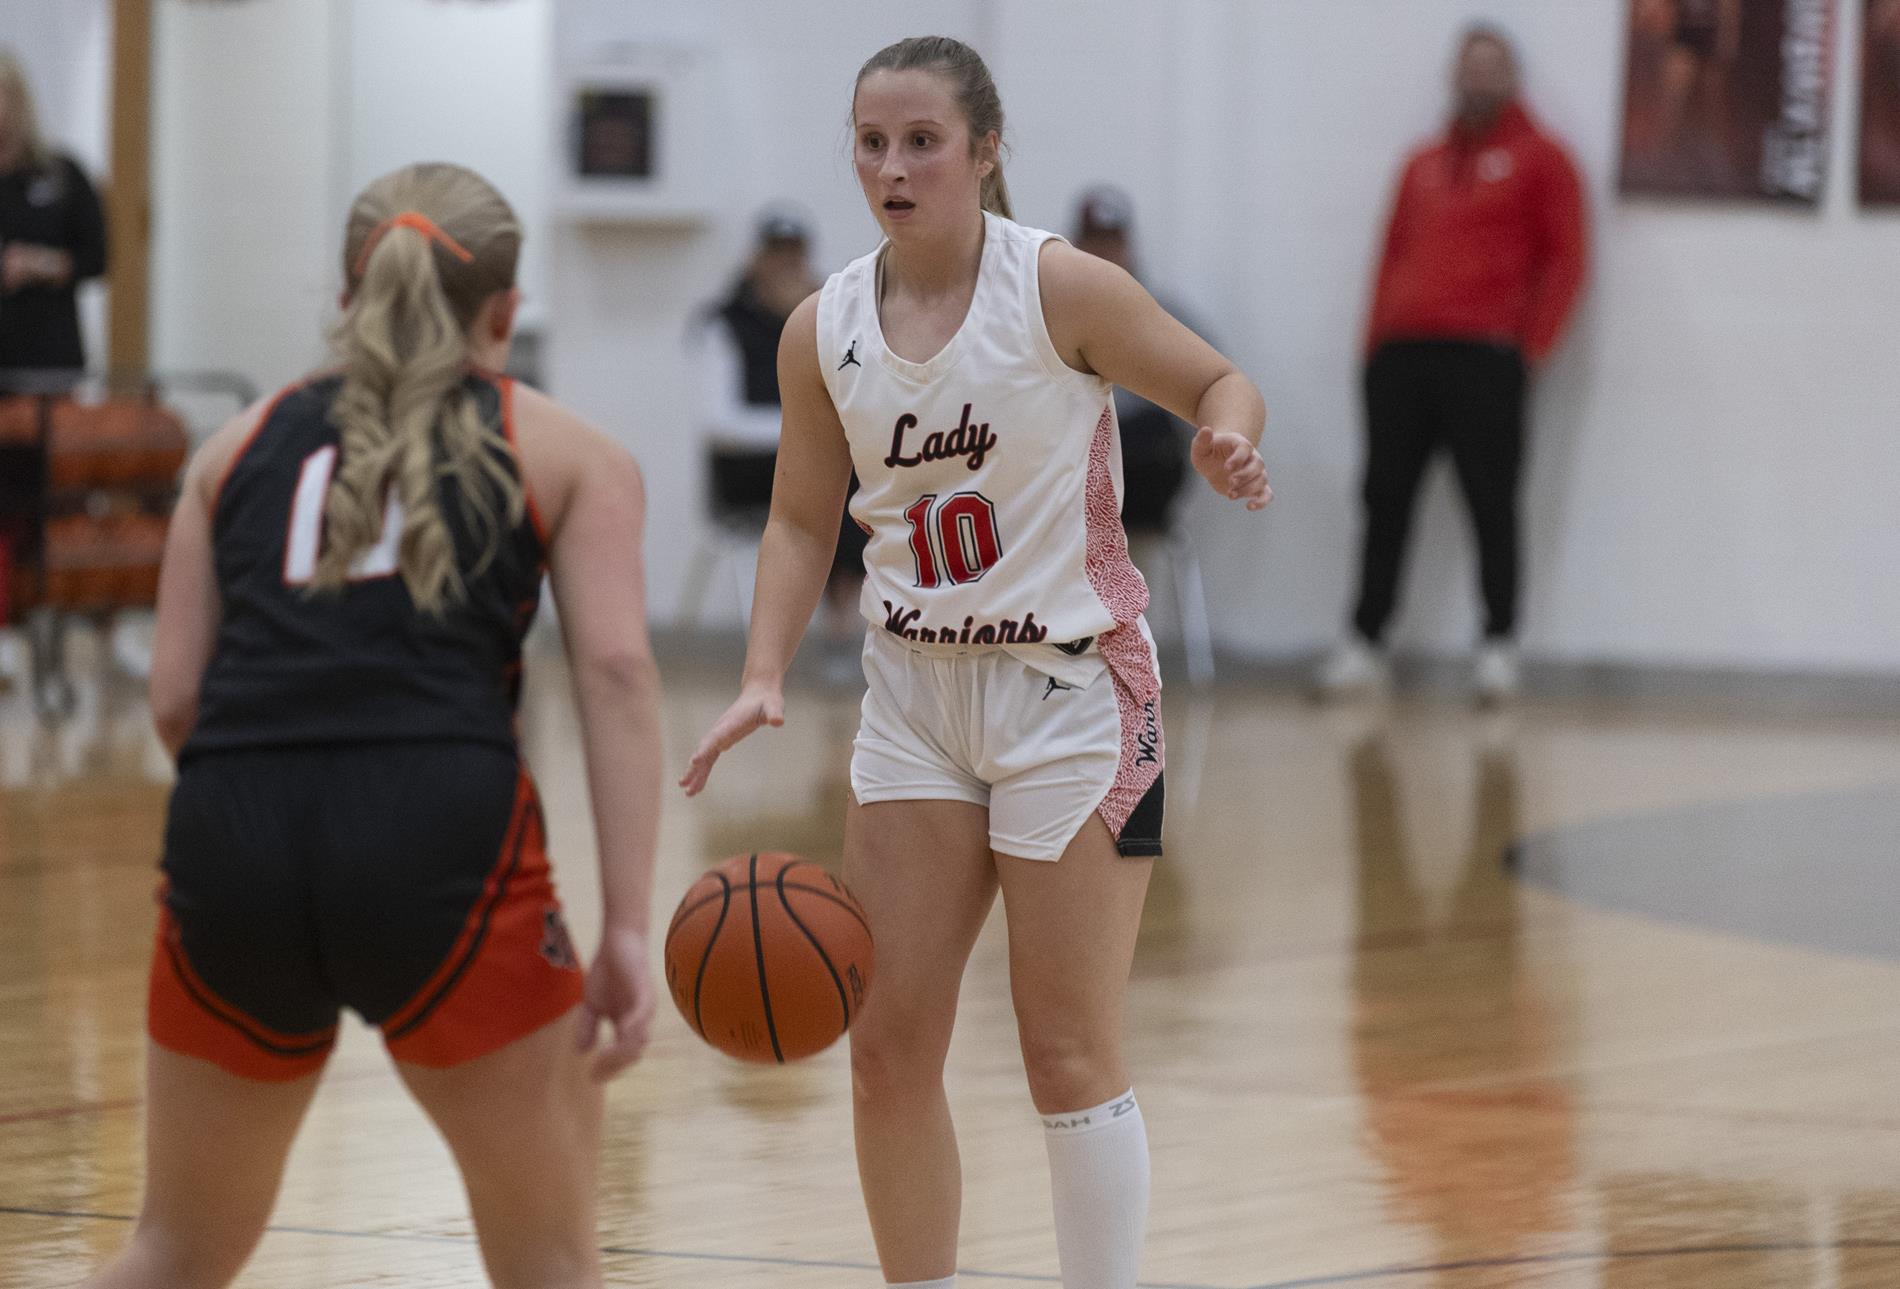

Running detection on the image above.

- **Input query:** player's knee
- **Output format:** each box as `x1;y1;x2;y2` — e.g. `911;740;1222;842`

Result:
1018;1027;1117;1111
849;1017;950;1103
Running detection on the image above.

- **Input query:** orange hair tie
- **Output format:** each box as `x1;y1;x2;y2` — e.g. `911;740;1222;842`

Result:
352;211;475;277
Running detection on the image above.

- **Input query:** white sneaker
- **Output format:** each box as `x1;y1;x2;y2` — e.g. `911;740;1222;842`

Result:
1312;638;1391;699
109;614;155;681
1473;642;1521;705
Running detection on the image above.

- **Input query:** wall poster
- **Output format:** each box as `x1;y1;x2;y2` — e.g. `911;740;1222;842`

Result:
1619;0;1837;203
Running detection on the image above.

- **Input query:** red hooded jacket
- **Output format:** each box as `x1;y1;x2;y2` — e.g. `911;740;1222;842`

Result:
1366;102;1588;365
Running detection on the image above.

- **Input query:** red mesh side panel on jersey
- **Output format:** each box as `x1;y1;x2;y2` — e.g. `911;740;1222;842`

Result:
1083;402;1163;836
1082;404;1150;627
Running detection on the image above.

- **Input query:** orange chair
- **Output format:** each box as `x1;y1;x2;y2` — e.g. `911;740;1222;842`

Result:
47;398;191;493
10;397;187;616
7;394;189;717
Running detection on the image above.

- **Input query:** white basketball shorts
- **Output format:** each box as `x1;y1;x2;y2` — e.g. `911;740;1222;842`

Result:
850;624;1165;861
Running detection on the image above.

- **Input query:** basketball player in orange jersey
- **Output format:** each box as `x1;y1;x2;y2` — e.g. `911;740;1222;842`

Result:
681;37;1269;1289
82;163;662;1289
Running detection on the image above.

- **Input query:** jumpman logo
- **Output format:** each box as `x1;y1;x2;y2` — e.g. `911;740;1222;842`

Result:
838;340;861;370
1042;677;1077;701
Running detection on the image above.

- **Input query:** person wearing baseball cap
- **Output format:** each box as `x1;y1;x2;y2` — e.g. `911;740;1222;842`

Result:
686;206;866;662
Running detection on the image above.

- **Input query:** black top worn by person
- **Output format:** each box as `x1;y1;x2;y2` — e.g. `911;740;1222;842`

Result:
183;373;545;759
0;153;107;371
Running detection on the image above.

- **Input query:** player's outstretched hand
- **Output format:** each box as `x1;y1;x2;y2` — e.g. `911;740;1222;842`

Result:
679;682;786;797
1192;426;1272;511
577;926;655;1081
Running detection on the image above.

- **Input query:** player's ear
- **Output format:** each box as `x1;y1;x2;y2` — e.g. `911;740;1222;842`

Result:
482;288;522;342
975;129;999;180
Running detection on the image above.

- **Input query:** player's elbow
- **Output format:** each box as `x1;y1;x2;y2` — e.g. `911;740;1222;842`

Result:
148;684;198;754
575;642;661;701
766;503;842;558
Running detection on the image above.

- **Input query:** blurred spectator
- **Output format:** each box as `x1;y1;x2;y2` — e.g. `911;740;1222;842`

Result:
1071;185;1198;533
686;208;865;659
1;49;108;689
0;49;106;381
1315;25;1587;703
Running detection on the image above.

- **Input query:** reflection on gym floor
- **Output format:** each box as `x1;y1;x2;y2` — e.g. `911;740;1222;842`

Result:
4;638;1900;1287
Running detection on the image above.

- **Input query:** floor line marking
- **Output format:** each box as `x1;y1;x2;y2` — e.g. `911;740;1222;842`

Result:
0;1206;1231;1289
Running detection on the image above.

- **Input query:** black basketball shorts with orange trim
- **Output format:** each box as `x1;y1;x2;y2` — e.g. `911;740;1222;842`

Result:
149;742;584;1082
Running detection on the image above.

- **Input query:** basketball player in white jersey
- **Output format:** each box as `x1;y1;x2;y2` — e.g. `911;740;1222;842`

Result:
681;37;1268;1289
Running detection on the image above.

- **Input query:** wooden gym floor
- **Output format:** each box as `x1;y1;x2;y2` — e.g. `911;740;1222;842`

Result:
4;628;1900;1287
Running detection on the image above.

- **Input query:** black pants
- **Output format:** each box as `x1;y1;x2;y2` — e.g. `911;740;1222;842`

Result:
1351;340;1528;643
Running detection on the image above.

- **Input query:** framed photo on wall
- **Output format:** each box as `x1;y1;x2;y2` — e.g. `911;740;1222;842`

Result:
1862;0;1900;203
574;89;655;180
1618;0;1837;203
554;46;719;225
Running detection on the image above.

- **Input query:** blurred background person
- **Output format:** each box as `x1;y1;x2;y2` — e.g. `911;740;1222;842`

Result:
685;207;865;676
1070;186;1200;535
0;47;105;382
1315;24;1587;704
0;48;108;690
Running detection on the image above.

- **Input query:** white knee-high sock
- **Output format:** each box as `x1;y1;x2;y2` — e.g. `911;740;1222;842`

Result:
1042;1089;1150;1289
887;1279;956;1289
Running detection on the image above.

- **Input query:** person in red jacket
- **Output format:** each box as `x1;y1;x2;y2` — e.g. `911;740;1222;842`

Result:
1316;24;1587;703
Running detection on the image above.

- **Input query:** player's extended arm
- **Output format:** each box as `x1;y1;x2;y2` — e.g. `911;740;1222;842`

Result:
534;399;664;1076
680;294;853;796
1039;242;1270;510
148;405;264;755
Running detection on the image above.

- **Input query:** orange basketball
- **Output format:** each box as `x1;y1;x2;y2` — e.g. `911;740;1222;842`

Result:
664;852;873;1064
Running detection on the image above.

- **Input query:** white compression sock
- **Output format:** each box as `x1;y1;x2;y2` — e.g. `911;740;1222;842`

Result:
1042;1089;1150;1289
887;1279;956;1289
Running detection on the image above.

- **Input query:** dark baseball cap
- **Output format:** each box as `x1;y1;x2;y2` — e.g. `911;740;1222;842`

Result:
1074;186;1134;238
756;204;812;246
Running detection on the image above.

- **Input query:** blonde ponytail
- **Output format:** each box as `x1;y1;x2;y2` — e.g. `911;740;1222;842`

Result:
321;164;524;615
981;166;1013;220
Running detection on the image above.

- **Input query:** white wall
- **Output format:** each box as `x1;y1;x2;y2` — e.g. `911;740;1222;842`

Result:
150;0;343;386
0;0;109;171
128;0;1900;674
1202;0;1900;673
342;0;554;325
550;0;1900;673
149;0;554;387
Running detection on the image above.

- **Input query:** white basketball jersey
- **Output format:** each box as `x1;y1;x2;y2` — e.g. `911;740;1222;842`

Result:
818;212;1149;672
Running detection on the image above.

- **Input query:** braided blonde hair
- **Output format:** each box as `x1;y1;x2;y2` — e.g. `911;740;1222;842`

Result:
322;163;523;615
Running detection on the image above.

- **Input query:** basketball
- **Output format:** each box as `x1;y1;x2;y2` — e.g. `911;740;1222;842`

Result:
664;852;874;1064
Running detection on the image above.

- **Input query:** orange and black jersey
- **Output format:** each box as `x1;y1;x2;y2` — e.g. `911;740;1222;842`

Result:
183;372;546;759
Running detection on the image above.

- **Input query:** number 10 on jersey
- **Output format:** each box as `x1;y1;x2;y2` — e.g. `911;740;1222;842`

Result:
902;491;1002;589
